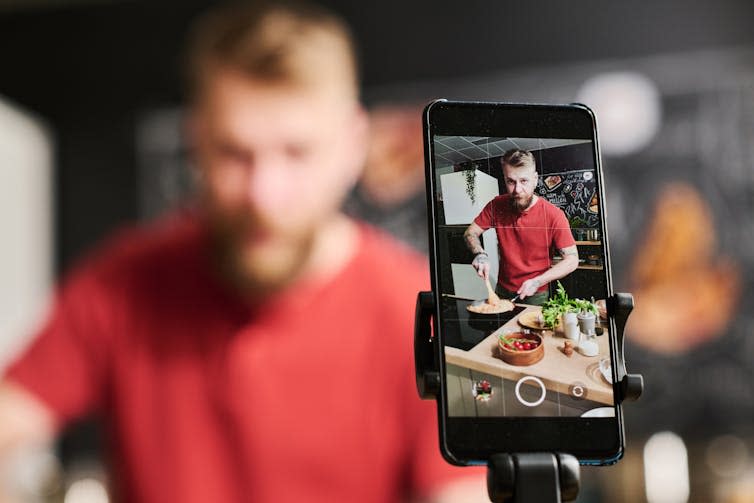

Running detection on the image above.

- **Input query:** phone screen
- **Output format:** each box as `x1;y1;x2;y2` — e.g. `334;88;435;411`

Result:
424;101;623;464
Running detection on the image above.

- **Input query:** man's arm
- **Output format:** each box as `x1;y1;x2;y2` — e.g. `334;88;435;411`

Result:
464;223;490;280
463;222;486;255
0;381;55;457
518;245;579;299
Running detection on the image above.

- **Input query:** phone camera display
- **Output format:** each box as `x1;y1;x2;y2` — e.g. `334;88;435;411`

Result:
432;134;614;418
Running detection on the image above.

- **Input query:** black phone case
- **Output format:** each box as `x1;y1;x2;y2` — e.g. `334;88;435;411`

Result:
422;100;624;465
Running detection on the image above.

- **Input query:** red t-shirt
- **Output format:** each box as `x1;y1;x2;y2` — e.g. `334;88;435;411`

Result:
4;213;475;502
474;195;575;293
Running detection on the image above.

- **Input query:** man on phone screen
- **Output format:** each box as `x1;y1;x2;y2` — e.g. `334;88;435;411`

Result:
0;2;486;502
464;149;579;305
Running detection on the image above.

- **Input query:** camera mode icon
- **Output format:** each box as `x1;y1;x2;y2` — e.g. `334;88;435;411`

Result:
568;381;588;401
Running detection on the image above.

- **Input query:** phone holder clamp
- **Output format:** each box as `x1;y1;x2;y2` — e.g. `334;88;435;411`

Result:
608;293;644;402
414;290;643;503
414;290;440;399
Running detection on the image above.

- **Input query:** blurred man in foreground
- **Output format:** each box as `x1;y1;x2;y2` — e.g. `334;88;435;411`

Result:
0;2;484;501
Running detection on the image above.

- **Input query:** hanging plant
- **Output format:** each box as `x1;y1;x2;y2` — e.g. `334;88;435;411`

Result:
464;165;477;204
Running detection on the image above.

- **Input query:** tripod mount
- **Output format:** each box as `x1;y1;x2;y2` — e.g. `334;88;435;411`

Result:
414;291;643;503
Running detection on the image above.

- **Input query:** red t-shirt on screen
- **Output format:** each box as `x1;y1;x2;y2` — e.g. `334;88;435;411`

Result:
474;195;575;293
4;213;474;503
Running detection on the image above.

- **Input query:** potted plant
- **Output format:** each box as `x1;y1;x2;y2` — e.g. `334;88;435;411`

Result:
463;164;478;204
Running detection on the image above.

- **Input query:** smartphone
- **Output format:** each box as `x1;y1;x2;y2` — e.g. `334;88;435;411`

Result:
423;100;623;465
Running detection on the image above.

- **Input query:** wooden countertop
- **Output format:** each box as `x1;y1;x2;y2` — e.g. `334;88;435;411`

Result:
445;305;614;405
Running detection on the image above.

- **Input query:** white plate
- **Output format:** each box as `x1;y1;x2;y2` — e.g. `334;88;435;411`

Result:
581;407;615;418
599;358;612;384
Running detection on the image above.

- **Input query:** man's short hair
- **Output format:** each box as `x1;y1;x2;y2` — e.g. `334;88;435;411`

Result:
185;1;359;101
501;149;536;172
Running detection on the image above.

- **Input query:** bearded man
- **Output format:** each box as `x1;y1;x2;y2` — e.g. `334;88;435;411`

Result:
464;149;579;305
0;2;485;501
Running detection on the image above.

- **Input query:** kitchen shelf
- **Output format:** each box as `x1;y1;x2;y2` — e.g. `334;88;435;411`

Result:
575;240;601;245
552;258;604;271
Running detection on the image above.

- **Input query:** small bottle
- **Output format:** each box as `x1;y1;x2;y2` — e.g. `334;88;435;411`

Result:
577;311;596;335
563;312;579;342
577;332;599;357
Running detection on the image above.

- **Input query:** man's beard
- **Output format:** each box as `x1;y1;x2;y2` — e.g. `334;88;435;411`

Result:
211;217;317;299
511;193;534;213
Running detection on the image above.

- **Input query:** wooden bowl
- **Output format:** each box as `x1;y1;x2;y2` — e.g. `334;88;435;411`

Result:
497;332;544;366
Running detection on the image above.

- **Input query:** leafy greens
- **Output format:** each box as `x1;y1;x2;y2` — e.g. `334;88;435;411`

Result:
540;281;598;329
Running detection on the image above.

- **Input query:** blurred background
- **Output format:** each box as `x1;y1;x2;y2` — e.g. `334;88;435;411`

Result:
1;0;753;501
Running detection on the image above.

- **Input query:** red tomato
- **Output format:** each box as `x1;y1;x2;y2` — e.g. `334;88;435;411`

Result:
523;342;532;350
